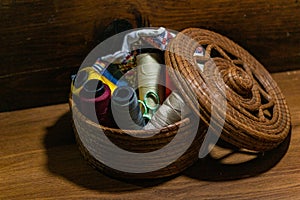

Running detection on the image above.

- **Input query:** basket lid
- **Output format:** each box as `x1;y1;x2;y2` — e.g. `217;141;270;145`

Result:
165;28;291;151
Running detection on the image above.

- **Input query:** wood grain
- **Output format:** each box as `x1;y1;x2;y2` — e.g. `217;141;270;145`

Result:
1;0;300;111
0;66;76;111
0;70;299;199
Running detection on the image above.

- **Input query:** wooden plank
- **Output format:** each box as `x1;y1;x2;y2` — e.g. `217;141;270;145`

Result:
1;0;300;75
0;66;76;111
0;70;299;199
1;0;300;111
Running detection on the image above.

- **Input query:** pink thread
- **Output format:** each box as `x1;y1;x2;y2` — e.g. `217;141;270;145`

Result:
80;84;114;127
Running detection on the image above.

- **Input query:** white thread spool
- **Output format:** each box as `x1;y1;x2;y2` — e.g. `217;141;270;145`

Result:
137;53;163;111
144;91;190;130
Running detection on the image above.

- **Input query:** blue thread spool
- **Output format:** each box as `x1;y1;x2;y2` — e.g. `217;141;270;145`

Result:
93;60;128;87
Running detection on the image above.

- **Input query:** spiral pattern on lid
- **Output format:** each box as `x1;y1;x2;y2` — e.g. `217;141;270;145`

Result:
165;28;291;151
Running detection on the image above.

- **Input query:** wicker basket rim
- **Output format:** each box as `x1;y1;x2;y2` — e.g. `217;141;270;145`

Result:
69;98;192;135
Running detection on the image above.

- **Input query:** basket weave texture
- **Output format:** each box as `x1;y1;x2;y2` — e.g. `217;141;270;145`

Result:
70;28;291;179
165;28;291;151
69;98;205;179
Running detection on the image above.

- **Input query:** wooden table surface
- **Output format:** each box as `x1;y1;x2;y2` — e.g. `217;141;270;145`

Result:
1;70;300;200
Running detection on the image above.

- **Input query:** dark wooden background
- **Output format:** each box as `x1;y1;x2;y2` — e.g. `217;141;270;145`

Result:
1;0;300;111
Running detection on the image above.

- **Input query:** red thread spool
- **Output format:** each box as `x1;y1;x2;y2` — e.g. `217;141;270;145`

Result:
79;79;113;127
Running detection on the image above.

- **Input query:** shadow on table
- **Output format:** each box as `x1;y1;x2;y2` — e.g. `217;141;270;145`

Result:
44;111;172;193
44;111;291;192
183;131;291;181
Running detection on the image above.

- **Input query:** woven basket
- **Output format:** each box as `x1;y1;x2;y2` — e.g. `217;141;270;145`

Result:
70;27;291;179
69;96;205;179
165;28;291;151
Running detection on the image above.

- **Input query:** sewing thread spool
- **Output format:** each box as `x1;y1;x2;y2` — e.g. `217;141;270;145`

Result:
71;67;117;97
79;79;113;126
137;53;164;107
144;91;189;130
165;67;177;98
111;86;145;130
71;69;88;97
93;59;128;87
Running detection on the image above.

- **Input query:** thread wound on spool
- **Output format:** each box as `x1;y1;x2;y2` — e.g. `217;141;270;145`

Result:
137;53;164;107
111;86;145;130
79;79;113;126
144;91;189;130
93;59;128;87
81;79;105;98
74;70;88;89
72;67;117;96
